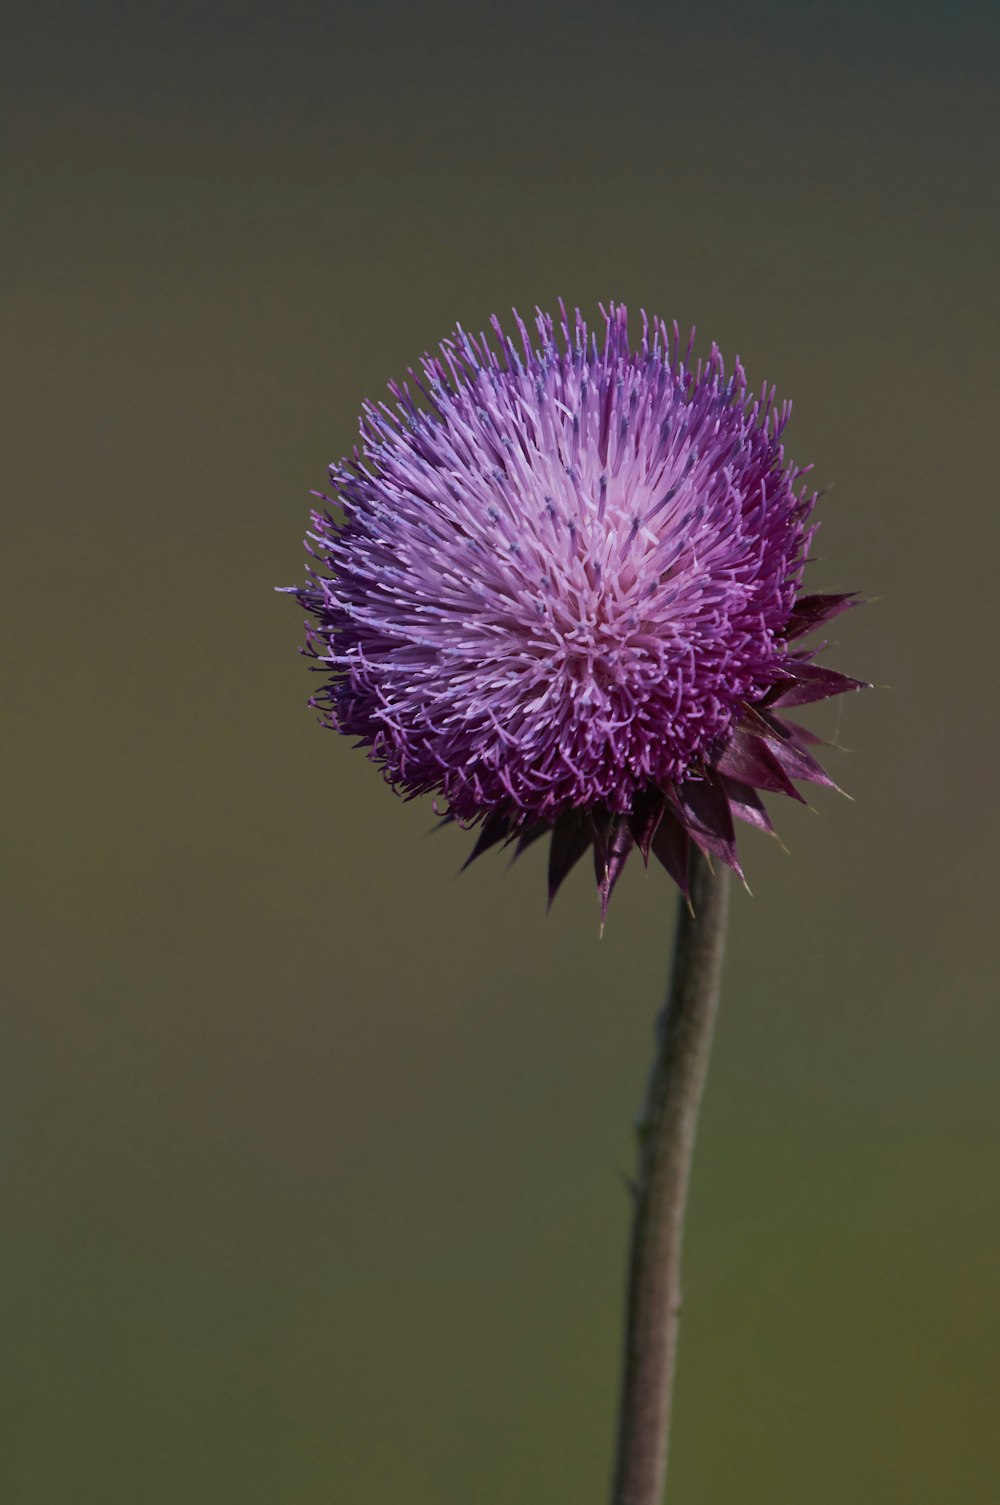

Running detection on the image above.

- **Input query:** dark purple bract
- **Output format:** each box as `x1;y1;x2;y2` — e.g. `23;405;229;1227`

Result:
289;304;865;915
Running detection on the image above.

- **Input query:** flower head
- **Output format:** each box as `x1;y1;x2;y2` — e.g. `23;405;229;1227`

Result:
288;303;866;917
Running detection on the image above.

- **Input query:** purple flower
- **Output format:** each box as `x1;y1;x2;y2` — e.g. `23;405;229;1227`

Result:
288;304;866;917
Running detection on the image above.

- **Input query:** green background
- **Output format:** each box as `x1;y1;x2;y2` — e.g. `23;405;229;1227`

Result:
4;2;999;1500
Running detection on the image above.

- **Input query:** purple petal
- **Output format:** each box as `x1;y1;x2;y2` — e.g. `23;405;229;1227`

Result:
290;303;866;916
293;306;854;834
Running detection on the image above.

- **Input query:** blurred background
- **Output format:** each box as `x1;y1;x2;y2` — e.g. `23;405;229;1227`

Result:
3;1;999;1500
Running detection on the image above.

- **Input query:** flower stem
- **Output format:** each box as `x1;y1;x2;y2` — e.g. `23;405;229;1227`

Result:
610;848;730;1505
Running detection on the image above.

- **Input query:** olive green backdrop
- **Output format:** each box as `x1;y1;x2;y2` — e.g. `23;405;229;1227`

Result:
4;2;999;1500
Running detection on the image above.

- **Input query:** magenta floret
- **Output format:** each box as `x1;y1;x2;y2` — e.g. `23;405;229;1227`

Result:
290;303;865;914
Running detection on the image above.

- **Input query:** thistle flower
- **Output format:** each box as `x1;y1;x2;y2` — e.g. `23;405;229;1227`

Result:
288;303;866;917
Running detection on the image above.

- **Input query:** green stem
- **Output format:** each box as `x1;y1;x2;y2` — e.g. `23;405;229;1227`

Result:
610;848;730;1505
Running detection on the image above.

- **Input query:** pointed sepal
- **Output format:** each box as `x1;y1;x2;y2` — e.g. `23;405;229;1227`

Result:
547;809;592;907
774;716;826;747
650;806;691;896
460;811;513;871
720;776;775;835
757;718;841;790
628;786;668;864
784;593;860;640
671;771;743;877
715;727;805;801
592;812;635;922
509;822;550;862
766;663;871;708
